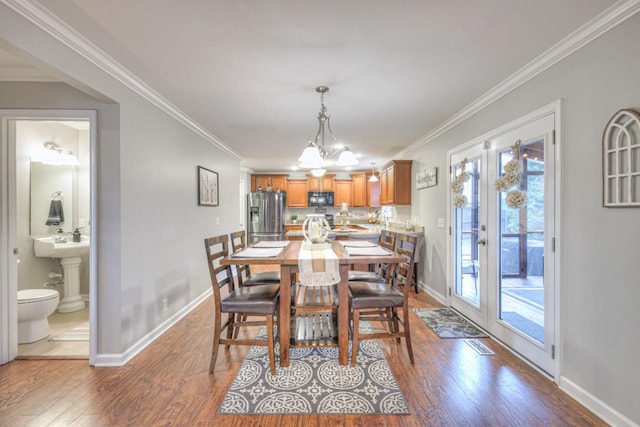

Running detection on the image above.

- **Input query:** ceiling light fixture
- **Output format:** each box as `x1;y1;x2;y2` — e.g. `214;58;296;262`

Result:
31;141;79;166
368;162;379;182
298;86;358;176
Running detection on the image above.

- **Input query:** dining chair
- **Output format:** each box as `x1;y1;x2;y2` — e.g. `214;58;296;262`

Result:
204;234;279;375
348;232;416;367
229;230;281;287
347;229;397;283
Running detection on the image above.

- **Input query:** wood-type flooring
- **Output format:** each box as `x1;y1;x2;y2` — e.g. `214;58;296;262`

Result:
0;289;605;426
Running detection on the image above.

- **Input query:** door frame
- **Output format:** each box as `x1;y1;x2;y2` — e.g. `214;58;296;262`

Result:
0;109;97;365
446;100;563;381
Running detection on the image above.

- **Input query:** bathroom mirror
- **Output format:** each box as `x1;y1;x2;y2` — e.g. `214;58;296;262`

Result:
30;162;75;236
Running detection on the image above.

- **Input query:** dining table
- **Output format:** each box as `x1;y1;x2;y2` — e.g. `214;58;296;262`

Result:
221;239;405;367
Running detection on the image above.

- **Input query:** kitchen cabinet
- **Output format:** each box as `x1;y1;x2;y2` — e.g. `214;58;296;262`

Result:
284;225;303;240
352;172;381;207
367;173;381;207
334;179;353;207
307;174;335;192
286;179;308;207
351;173;367;207
380;160;412;205
250;174;288;192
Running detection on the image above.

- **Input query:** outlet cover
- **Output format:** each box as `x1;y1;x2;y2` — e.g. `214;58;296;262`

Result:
162;298;168;312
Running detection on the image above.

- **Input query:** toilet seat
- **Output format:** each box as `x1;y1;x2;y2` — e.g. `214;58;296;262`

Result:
18;289;59;304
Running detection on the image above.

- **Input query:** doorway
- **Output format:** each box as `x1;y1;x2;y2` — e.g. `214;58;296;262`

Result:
448;102;560;377
0;110;96;364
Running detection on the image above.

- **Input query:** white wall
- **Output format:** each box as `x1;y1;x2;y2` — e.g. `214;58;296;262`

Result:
408;12;640;426
0;4;241;361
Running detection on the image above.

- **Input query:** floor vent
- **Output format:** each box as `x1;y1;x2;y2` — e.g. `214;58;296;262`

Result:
464;339;495;355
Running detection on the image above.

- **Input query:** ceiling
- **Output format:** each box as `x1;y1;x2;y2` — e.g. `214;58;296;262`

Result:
2;0;618;172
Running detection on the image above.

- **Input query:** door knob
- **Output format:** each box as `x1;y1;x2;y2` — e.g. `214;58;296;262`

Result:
477;238;487;246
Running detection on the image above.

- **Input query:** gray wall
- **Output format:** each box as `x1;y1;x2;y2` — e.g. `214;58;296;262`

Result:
0;2;241;358
409;12;640;425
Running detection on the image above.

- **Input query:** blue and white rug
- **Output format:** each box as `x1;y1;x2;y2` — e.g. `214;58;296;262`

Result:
218;324;409;414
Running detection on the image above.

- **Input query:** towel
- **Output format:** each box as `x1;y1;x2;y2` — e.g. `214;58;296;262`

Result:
298;246;340;286
45;200;64;226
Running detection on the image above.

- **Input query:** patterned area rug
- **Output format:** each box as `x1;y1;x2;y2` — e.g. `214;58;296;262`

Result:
412;308;488;339
218;324;409;414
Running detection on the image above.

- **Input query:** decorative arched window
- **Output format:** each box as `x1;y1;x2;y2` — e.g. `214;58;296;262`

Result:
603;109;640;207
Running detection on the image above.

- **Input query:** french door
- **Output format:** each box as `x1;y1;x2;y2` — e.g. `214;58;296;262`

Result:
450;110;557;376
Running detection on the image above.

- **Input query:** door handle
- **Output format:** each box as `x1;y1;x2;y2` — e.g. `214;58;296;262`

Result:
477;238;487;246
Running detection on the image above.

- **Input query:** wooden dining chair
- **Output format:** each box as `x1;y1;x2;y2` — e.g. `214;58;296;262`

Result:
347;229;397;283
204;234;279;375
348;232;416;367
229;230;281;287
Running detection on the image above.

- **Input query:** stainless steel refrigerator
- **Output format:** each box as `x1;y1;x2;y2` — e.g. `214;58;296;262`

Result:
247;191;286;243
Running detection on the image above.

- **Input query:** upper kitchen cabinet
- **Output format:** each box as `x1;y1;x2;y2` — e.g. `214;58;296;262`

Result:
333;179;353;207
367;172;381;207
250;174;288;192
380;160;412;205
286;178;308;207
351;173;367;207
349;172;381;207
307;174;335;192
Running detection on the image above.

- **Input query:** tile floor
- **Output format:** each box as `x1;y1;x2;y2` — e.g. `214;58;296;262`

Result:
17;306;89;359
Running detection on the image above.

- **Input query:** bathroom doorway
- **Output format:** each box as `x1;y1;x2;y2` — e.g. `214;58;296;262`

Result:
0;110;96;364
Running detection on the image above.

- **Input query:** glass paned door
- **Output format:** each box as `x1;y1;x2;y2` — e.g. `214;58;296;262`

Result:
450;109;557;376
451;144;487;327
497;139;546;343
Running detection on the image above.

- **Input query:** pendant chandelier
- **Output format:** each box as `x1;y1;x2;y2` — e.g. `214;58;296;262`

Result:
298;86;358;176
368;162;379;182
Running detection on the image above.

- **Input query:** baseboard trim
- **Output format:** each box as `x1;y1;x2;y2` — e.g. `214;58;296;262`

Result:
419;281;447;305
559;376;638;427
93;288;212;367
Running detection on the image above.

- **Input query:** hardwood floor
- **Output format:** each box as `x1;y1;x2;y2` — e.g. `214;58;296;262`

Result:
0;290;605;426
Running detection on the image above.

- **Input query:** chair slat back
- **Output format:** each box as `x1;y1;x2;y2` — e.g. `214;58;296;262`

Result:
204;235;235;301
377;229;397;282
229;230;251;286
393;233;418;293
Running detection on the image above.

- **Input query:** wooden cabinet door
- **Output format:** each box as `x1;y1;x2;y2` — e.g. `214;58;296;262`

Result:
321;176;335;191
351;173;367;207
252;175;270;192
286;179;308;207
367;175;381;207
307;174;334;191
334;180;353;207
380;168;388;205
386;164;395;204
270;175;287;192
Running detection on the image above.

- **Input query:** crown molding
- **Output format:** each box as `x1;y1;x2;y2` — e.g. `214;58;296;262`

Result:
0;0;241;160
397;0;640;158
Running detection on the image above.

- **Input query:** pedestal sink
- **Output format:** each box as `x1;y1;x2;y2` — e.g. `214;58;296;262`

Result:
33;235;89;313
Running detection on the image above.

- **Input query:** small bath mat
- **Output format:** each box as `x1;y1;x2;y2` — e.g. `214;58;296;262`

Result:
49;322;89;341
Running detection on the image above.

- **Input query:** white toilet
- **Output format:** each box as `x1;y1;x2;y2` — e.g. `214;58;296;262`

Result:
17;289;60;344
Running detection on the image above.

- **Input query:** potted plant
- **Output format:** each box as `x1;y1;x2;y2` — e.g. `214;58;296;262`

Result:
291;214;298;224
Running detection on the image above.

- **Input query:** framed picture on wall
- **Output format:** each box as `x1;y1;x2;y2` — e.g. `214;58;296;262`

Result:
416;167;437;189
198;166;219;206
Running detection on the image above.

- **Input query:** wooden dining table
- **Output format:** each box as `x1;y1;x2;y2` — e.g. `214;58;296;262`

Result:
221;239;404;367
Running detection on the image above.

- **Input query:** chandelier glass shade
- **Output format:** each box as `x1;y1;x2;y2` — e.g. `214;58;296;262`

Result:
298;86;358;173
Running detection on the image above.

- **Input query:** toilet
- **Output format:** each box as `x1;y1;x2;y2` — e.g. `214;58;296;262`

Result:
17;289;60;344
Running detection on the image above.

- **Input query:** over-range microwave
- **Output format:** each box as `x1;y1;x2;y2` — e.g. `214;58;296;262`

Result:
308;191;334;207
